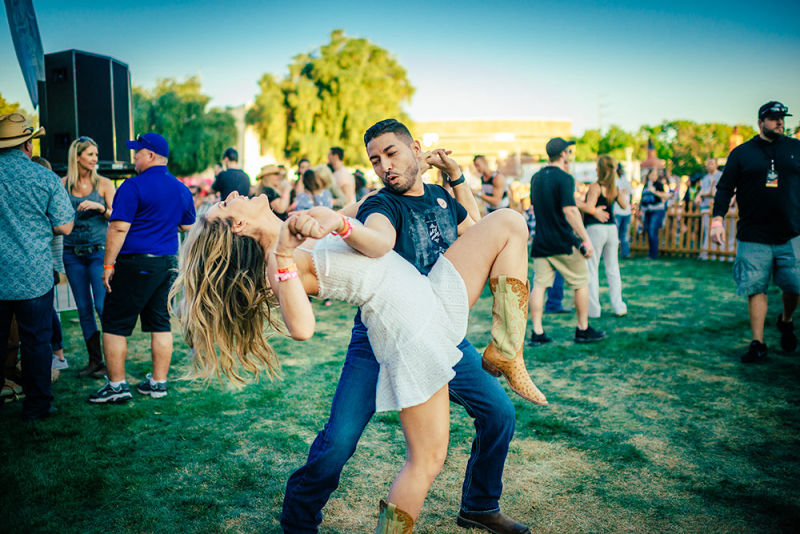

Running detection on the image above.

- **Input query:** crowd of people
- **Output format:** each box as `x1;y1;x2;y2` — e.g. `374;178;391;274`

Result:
1;99;798;533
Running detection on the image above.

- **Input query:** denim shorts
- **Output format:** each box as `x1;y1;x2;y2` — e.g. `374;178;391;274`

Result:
733;236;800;296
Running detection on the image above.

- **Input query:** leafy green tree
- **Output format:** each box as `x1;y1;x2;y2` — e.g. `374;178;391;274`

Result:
248;30;415;166
133;77;237;176
575;129;601;161
0;93;22;116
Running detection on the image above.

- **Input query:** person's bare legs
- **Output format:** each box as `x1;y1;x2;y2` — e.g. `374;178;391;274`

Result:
151;332;173;382
530;286;546;335
386;385;450;520
574;286;589;330
103;332;127;382
443;209;529;304
748;293;767;342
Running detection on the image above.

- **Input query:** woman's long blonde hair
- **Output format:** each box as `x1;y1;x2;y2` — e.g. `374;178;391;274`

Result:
313;164;333;190
66;138;100;193
170;215;284;385
596;154;618;202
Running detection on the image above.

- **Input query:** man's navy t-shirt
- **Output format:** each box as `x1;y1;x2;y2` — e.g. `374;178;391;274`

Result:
356;183;467;274
110;165;196;255
351;183;467;332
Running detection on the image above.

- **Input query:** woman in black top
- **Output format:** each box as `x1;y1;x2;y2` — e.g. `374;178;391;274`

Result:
583;155;628;317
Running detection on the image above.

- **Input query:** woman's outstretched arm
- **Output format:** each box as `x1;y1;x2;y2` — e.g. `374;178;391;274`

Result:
267;216;324;341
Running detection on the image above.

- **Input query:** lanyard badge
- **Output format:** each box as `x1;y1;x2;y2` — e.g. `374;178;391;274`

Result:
766;159;779;188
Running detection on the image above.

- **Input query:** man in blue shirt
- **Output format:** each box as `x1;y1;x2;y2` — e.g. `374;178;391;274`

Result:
89;133;195;403
0;113;74;420
281;120;531;534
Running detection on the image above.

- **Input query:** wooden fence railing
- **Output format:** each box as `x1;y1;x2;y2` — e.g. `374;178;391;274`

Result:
628;202;738;259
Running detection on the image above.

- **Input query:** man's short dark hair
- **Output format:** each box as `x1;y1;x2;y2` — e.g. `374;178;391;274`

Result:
473;155;486;164
330;147;344;161
298;158;310;165
364;119;413;146
223;147;239;162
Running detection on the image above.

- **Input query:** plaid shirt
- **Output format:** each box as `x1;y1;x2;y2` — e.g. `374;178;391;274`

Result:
0;149;73;300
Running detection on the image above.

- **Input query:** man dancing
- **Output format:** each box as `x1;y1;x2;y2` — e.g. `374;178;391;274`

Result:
281;119;531;533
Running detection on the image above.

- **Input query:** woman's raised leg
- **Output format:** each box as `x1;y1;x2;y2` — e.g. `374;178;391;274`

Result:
443;209;547;404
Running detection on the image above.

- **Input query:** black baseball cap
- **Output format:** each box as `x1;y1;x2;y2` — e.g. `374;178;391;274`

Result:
758;101;792;120
545;137;575;159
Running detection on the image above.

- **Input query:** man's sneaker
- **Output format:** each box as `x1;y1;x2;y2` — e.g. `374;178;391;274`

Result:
777;315;797;352
741;340;768;363
575;325;606;343
51;355;69;370
527;331;553;346
88;381;132;404
137;373;168;398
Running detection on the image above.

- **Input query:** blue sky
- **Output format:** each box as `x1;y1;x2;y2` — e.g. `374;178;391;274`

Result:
2;0;799;134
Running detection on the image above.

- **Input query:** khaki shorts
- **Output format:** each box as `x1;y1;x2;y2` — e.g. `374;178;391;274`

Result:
533;249;589;290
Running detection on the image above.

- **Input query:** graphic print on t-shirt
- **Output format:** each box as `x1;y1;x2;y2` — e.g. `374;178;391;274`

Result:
407;205;457;272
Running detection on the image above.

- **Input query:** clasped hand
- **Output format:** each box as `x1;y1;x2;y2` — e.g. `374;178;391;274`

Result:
276;207;343;252
419;148;461;180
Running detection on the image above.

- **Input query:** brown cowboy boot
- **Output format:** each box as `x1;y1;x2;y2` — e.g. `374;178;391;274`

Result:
376;499;414;534
482;276;548;405
78;331;106;378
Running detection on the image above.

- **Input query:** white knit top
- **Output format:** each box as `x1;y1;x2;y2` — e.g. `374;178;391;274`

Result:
310;235;468;412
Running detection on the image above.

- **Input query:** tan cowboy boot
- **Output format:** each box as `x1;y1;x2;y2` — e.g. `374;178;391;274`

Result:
482;276;548;405
376;499;414;534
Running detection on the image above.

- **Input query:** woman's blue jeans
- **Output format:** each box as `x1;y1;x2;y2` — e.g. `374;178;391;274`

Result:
63;248;105;340
281;313;516;533
644;210;666;259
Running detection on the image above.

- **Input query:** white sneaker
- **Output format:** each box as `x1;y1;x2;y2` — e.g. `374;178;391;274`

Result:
52;355;69;370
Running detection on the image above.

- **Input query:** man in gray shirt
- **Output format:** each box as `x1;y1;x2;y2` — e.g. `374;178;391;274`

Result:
0;113;74;421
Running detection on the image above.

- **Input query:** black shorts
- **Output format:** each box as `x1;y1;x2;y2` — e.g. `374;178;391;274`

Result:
101;254;178;336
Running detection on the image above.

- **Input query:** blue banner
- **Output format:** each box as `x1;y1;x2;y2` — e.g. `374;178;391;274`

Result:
4;0;45;108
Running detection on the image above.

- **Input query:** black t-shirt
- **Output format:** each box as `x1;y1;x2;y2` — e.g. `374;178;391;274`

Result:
356;183;467;275
583;191;615;226
713;135;800;244
212;169;251;199
530;166;580;257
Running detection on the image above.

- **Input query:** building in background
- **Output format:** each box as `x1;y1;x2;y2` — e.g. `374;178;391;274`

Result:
415;119;572;180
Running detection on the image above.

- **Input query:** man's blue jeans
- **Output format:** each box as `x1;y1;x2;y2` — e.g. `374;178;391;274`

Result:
63;248;105;340
544;271;565;312
0;287;55;418
281;315;516;532
616;214;631;258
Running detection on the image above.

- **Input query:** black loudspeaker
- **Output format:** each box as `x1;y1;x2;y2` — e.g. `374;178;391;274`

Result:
42;49;133;172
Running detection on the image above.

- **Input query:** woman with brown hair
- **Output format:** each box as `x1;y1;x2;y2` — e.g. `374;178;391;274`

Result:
172;190;545;532
62;136;115;377
582;155;628;317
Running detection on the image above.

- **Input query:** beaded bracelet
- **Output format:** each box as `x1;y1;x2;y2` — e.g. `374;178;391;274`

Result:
332;216;353;239
276;270;299;282
277;263;297;274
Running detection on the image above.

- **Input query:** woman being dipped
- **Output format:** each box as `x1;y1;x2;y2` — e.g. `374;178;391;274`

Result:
62;137;115;378
173;181;546;531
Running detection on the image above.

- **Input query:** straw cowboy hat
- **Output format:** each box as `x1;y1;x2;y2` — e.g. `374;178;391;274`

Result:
256;164;281;181
0;113;45;149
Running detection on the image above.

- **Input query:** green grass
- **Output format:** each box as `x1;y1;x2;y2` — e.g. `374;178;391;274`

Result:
2;257;800;533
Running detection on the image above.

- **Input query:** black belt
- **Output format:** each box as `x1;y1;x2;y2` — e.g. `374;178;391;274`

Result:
118;253;167;259
65;244;104;256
